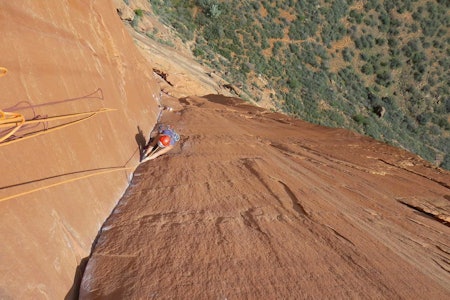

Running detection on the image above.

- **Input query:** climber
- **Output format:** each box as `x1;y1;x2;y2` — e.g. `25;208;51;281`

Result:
141;125;180;163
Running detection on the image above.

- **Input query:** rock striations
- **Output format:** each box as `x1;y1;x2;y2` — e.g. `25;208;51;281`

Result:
81;95;450;299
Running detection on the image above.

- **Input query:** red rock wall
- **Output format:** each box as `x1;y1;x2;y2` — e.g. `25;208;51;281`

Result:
0;1;160;298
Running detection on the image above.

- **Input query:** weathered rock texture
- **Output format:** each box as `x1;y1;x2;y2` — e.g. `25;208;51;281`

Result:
81;95;450;299
0;1;160;298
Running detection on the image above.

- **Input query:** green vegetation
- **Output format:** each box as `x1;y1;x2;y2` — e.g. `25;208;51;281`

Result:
132;8;145;28
134;8;144;17
147;0;450;170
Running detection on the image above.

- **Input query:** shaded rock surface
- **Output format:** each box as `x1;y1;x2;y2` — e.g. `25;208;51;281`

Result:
81;95;450;299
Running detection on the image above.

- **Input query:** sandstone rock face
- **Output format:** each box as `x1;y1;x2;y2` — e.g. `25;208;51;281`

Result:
0;1;159;298
81;95;450;299
2;1;450;299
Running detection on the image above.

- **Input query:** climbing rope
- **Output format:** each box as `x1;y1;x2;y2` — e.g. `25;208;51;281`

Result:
0;166;133;203
0;67;131;203
0;111;25;142
0;67;7;77
0;67;115;146
0;108;117;146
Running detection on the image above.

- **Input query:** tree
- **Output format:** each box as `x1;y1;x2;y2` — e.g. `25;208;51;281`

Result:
376;71;392;86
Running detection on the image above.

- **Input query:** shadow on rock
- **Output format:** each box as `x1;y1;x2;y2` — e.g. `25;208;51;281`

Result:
65;257;89;300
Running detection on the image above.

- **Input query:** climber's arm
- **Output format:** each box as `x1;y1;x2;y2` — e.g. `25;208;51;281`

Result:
141;145;174;163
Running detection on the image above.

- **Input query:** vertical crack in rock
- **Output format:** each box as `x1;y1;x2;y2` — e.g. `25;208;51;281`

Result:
240;158;288;212
278;181;308;218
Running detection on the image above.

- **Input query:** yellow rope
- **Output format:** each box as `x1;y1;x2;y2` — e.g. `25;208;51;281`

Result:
0;67;134;203
0;111;25;142
0;108;116;128
0;67;7;77
0;67;117;145
0;108;116;146
0;167;134;203
0;114;25;127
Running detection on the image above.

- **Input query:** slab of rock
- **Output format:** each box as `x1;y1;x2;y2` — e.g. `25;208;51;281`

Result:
80;95;450;299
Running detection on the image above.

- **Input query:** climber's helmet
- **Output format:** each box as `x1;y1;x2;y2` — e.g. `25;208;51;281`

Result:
158;135;171;148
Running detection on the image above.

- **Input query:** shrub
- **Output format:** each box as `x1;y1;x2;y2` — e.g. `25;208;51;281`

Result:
325;110;346;127
437;117;450;130
193;46;205;57
348;10;363;24
364;121;382;139
416;113;431;125
131;15;139;28
445;98;450;113
375;71;393;86
134;8;144;17
354;34;375;49
390;57;402;68
342;48;353;62
375;38;385;46
353;114;369;125
361;63;374;75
